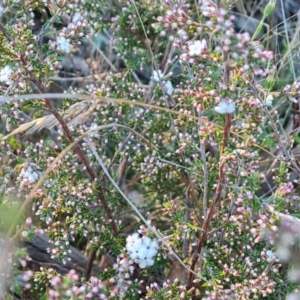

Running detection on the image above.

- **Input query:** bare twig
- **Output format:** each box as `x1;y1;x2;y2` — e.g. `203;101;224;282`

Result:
85;249;97;281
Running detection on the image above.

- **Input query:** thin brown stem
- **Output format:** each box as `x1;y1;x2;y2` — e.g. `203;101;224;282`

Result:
160;40;173;71
187;113;231;288
85;249;97;280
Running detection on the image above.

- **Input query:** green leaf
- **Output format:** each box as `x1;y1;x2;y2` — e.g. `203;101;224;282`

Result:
16;157;24;164
291;214;300;219
40;293;48;300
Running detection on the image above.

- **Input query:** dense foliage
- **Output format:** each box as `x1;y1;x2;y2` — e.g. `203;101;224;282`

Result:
0;0;300;299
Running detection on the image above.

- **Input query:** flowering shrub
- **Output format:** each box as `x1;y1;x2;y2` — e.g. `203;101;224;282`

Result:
0;0;300;299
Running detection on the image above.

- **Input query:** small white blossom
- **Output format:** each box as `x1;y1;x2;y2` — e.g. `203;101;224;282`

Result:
214;101;235;114
57;37;71;54
164;80;173;95
266;250;275;258
126;233;158;269
151;70;174;95
21;231;28;238
18;163;42;190
151;70;164;82
188;39;207;56
72;12;81;23
265;94;273;106
0;65;13;85
200;0;217;16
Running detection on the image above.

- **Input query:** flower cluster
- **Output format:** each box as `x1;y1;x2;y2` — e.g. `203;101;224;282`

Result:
214;100;236;114
48;269;107;299
56;37;71;54
18;163;42;190
188;39;207;56
126;233;158;268
0;65;13;85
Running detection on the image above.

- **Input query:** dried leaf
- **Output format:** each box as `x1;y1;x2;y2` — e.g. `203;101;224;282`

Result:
4;100;95;139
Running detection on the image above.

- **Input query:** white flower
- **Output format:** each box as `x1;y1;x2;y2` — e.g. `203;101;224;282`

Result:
126;233;158;268
151;70;164;82
214;101;235;114
266;250;275;258
164;80;173;95
72;12;81;23
151;70;173;95
19;163;41;186
0;65;13;85
57;36;71;54
199;0;217;16
265;94;273;106
188;39;207;56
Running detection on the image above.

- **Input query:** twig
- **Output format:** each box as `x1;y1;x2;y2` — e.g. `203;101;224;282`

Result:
198;110;209;217
102;132;134;179
117;154;129;186
85;249;97;281
160;40;174;72
183;186;191;259
187;114;231;288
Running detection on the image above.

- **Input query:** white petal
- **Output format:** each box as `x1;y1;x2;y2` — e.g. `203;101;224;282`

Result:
0;66;13;84
142;237;152;247
138;259;147;269
188;39;207;56
57;37;71;54
266;250;274;258
147;246;158;258
164;80;173;95
150;240;158;249
214;101;235;114
289;97;298;103
128;251;139;260
136;248;147;260
151;70;164;82
72;12;81;23
145;258;154;267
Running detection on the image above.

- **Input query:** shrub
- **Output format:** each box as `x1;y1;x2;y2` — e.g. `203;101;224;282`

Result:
0;0;300;299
